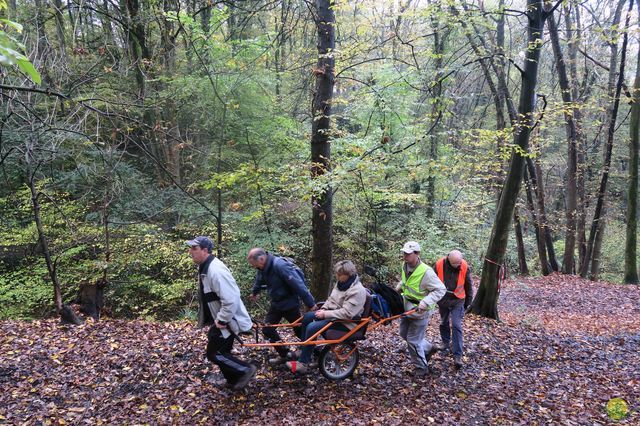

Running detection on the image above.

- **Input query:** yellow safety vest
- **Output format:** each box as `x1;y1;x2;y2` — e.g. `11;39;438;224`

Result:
401;262;428;303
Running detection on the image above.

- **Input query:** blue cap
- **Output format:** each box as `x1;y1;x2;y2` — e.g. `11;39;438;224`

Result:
186;236;214;253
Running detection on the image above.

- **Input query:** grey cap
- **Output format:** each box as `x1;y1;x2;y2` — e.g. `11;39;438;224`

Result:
186;236;214;253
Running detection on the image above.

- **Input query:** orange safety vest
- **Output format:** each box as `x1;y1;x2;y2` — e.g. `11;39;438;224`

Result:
435;257;468;299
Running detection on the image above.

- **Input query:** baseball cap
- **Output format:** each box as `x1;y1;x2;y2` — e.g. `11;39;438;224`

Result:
401;241;421;254
186;236;214;252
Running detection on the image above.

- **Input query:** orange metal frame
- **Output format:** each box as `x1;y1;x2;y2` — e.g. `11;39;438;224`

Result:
240;309;416;349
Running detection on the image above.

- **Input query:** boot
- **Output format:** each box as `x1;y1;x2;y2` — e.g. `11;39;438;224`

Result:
454;355;463;369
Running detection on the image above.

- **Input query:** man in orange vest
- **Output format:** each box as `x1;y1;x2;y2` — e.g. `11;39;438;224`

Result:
433;250;473;369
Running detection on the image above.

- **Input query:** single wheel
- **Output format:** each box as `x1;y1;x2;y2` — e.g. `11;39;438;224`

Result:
319;342;359;380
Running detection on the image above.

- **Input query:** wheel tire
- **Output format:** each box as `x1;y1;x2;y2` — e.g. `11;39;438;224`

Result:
319;342;359;380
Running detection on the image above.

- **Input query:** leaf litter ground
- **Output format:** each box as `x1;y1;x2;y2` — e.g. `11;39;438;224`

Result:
1;274;638;425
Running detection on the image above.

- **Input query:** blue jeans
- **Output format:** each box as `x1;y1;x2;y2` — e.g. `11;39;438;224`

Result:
439;302;464;357
299;312;329;364
298;311;348;364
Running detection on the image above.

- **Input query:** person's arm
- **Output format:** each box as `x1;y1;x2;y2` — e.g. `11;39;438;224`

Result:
395;265;405;292
322;287;367;321
418;268;446;310
249;274;262;302
251;272;263;296
464;266;473;309
279;261;316;308
320;286;339;311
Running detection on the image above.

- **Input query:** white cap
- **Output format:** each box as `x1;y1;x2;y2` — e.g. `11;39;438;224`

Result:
401;241;421;254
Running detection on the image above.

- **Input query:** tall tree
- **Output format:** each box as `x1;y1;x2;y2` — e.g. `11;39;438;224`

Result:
624;0;640;284
582;0;632;280
548;9;580;274
423;1;450;218
310;0;335;300
472;0;555;319
454;2;552;275
563;2;588;269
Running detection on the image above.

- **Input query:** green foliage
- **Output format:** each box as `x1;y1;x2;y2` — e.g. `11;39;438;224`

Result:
0;267;51;319
0;0;638;323
0;1;40;83
0;17;41;84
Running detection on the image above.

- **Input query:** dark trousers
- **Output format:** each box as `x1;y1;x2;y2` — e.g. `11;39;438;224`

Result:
263;305;303;357
206;326;252;385
438;302;465;357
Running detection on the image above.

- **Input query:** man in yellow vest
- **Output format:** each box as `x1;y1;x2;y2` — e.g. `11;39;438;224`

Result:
434;250;473;369
397;241;446;376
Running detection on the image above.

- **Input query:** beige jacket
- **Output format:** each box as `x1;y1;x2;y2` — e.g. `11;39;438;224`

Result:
322;276;367;329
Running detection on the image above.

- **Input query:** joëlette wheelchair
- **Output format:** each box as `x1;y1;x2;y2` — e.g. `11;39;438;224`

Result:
238;293;415;381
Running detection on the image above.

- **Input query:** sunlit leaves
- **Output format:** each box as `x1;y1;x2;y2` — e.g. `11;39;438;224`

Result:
0;11;41;84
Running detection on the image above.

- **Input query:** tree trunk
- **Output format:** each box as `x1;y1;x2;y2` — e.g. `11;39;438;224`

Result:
533;158;559;270
524;167;550;275
28;169;62;314
33;0;53;86
472;0;547;320
122;0;150;97
101;0;116;47
310;0;335;300
26;146;80;324
625;4;640;284
548;12;579;274
514;208;529;275
589;211;606;281
52;0;67;54
7;0;16;18
424;1;449;217
78;280;107;320
158;0;182;186
563;3;588;269
582;0;633;278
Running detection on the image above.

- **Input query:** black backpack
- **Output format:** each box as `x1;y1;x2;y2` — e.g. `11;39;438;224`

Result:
373;282;404;316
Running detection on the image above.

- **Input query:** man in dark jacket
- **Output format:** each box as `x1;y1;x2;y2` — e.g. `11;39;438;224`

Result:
247;248;317;365
433;250;473;369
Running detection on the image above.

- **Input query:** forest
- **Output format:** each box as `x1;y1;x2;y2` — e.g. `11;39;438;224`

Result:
0;0;639;423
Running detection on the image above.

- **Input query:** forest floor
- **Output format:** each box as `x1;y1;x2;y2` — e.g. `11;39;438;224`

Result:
1;274;639;425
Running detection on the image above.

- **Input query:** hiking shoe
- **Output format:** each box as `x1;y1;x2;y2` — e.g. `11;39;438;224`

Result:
415;367;430;377
268;355;287;366
436;343;449;352
286;360;309;374
454;356;463;369
425;346;439;361
231;364;257;391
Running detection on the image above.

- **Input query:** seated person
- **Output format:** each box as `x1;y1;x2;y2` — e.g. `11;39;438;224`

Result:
286;260;367;374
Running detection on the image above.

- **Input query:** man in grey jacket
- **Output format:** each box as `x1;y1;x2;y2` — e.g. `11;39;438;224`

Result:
187;236;256;390
397;241;446;377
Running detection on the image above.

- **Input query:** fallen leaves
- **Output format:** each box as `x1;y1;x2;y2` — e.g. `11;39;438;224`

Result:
0;275;638;424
